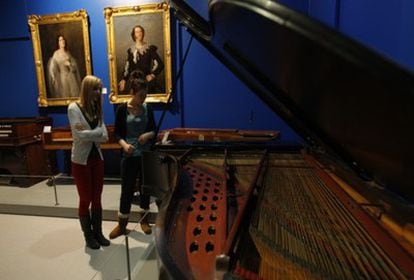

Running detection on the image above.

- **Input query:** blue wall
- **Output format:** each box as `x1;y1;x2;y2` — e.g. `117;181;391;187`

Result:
0;0;298;138
1;0;413;171
284;0;414;71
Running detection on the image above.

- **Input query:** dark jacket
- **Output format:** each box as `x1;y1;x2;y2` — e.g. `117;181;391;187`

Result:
114;102;156;142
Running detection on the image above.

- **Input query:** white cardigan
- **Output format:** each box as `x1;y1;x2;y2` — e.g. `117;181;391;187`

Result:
67;102;108;165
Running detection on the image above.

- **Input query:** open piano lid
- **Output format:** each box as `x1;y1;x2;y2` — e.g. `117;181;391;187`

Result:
171;0;414;202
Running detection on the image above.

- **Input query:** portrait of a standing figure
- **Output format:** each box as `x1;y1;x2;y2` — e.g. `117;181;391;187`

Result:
105;3;172;104
119;25;164;94
47;34;81;98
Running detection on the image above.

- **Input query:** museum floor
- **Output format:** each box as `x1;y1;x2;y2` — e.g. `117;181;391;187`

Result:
0;175;160;280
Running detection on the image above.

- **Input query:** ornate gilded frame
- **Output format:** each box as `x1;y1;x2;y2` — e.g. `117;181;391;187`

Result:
104;3;172;103
28;10;92;107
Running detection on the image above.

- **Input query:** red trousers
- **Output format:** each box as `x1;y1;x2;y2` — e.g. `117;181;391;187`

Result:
71;156;104;216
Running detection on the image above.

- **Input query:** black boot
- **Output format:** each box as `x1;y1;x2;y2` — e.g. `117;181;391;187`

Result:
91;210;110;247
79;216;100;249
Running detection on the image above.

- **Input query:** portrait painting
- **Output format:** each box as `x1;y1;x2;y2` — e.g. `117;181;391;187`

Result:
104;3;172;103
28;10;91;107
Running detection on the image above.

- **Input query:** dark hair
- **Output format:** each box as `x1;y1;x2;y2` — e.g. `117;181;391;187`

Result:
56;34;67;51
130;70;148;94
130;25;145;42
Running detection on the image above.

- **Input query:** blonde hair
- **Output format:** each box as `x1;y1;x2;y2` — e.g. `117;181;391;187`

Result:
79;75;103;123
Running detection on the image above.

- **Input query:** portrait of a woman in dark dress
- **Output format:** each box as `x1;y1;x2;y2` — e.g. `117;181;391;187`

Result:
118;25;164;95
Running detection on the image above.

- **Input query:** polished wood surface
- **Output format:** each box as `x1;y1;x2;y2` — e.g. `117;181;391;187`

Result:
158;128;279;143
42;126;280;150
159;0;414;278
0;117;50;147
42;125;120;150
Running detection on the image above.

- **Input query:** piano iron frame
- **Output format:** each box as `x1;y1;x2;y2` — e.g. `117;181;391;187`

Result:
153;143;414;279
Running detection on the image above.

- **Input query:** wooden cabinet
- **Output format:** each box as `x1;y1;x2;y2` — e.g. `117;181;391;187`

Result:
0;117;56;187
42;125;121;176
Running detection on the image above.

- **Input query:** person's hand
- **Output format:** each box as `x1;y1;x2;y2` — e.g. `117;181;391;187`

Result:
138;133;151;145
75;123;85;131
119;79;126;91
123;143;135;155
146;74;155;82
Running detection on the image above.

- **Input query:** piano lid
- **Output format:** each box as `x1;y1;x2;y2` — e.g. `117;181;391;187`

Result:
170;0;414;201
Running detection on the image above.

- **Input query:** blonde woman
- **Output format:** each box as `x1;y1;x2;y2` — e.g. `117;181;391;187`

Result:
68;75;109;249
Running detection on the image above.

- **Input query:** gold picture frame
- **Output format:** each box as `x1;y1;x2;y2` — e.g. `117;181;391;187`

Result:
28;10;92;107
104;3;172;104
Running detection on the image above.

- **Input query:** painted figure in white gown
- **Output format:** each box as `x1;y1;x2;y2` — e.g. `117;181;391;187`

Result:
47;34;81;98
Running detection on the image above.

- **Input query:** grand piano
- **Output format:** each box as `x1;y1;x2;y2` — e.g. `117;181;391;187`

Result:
150;0;414;279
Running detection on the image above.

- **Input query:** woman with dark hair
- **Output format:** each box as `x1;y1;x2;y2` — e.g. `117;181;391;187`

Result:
48;34;81;98
110;70;156;238
68;75;110;249
118;25;164;94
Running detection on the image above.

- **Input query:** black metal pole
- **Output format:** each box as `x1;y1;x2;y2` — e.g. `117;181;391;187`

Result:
125;235;131;280
152;33;194;146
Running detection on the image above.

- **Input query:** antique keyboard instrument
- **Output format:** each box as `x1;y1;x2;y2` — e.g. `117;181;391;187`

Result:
153;145;414;279
0;117;54;186
149;0;414;279
42;127;278;150
42;125;120;150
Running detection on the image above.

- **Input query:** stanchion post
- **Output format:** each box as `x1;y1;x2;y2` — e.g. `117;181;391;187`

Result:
47;176;59;206
125;235;132;280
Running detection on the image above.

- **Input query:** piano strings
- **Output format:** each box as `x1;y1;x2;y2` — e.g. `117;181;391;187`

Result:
251;153;407;279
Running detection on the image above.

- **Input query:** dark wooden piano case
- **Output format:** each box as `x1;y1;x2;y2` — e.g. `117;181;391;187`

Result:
0;117;55;187
152;1;414;279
